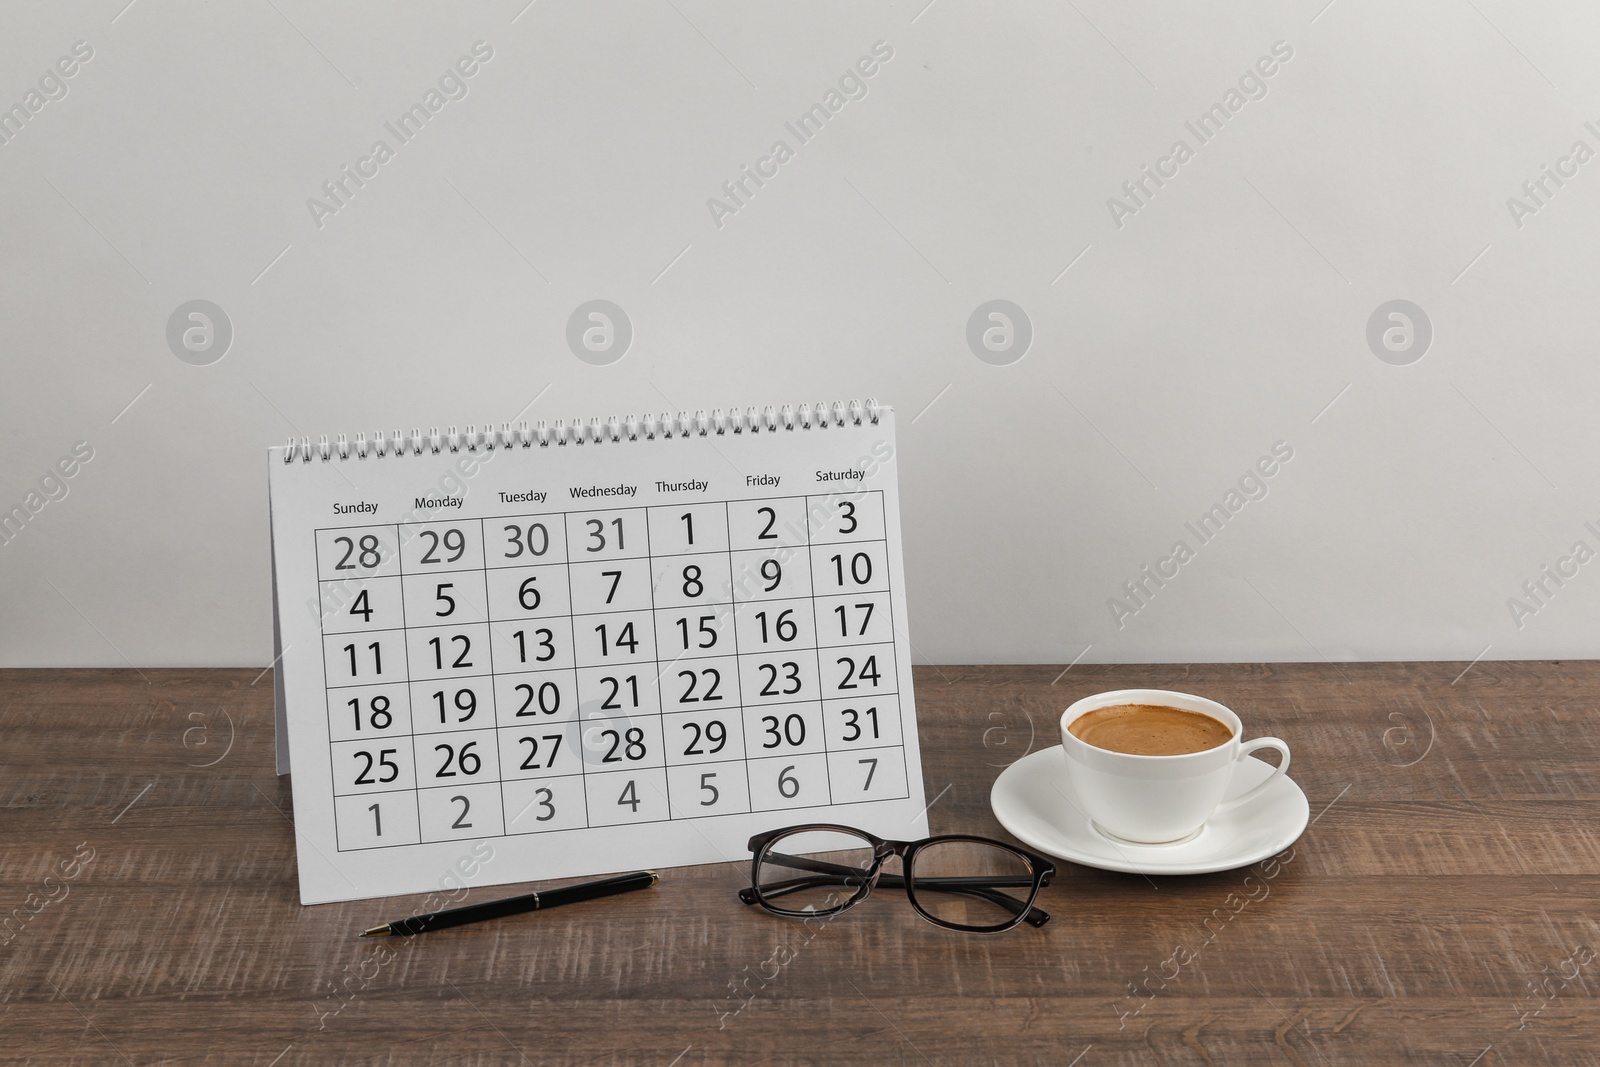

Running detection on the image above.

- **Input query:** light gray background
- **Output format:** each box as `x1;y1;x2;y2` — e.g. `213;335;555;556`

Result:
3;0;1596;668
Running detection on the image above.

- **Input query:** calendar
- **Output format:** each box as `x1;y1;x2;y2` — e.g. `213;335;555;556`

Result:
268;400;927;904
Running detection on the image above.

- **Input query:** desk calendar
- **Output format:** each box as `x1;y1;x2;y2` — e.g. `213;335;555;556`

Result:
268;400;928;904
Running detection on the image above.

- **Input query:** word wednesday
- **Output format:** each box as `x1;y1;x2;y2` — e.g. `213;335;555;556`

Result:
1106;40;1294;229
707;41;894;229
307;41;494;229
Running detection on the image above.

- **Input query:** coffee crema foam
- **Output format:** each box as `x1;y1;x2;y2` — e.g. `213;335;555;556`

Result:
1068;703;1233;756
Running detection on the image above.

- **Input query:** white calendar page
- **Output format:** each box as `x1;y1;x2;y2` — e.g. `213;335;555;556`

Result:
267;405;927;904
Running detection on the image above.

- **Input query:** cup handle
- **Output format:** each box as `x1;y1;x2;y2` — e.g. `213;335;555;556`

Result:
1214;738;1290;813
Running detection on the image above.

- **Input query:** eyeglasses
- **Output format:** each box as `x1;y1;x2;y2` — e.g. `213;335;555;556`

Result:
738;824;1056;932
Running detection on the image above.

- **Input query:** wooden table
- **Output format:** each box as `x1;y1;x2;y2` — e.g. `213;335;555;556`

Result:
2;663;1595;1065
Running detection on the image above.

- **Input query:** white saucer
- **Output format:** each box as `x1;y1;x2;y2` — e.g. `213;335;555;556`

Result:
990;746;1310;875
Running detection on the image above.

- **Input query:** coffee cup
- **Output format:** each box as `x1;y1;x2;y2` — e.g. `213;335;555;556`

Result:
1058;689;1290;844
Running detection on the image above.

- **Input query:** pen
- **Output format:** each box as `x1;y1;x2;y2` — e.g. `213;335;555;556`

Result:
357;870;658;938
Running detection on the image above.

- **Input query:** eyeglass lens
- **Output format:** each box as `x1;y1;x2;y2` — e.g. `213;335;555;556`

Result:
755;828;879;914
907;839;1036;929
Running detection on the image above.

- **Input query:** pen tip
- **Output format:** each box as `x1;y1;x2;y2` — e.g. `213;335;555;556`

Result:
359;924;391;938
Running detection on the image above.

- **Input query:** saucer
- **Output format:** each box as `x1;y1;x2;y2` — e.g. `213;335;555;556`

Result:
989;746;1310;875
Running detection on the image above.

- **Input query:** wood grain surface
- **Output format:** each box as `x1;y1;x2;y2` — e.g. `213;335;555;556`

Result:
2;663;1596;1066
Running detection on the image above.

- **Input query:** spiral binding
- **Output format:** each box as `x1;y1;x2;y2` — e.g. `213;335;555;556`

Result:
282;398;882;462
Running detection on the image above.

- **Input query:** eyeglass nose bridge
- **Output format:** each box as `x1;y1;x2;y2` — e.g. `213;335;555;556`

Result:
870;838;908;870
829;839;907;908
873;839;910;863
854;838;914;893
849;842;900;894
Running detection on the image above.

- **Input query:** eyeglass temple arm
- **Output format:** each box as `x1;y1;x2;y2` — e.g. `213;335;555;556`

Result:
757;850;1046;886
739;871;1052;927
752;850;1049;892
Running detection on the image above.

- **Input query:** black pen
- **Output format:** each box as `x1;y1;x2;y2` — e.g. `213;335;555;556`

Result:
358;871;658;938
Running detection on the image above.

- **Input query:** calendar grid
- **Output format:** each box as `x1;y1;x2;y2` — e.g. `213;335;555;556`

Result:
802;500;836;806
482;537;509;845
315;491;908;852
642;511;674;825
396;556;422;842
883;510;905;814
723;501;757;817
559;529;592;832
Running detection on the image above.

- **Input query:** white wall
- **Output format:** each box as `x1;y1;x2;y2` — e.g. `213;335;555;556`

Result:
3;0;1597;668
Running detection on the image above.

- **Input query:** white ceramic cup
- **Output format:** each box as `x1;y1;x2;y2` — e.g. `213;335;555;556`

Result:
1059;689;1290;844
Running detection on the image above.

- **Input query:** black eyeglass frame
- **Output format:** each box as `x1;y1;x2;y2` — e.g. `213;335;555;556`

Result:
739;823;1057;932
